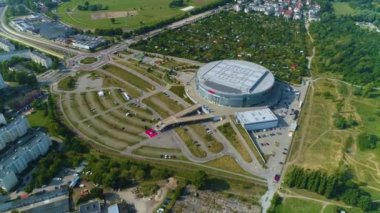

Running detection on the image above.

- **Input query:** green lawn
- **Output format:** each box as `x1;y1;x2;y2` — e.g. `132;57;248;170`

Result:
57;75;76;91
115;60;167;86
323;205;363;213
235;123;266;166
142;92;184;118
80;57;97;64
205;156;250;176
57;0;220;30
190;124;223;153
332;2;359;16
274;198;322;213
27;109;59;137
103;64;154;92
175;127;207;158
218;123;252;163
132;146;186;160
169;85;193;104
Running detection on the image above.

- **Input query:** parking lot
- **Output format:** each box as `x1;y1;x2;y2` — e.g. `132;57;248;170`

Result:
244;82;308;175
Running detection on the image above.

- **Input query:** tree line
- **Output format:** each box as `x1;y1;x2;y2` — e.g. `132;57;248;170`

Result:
286;166;373;211
77;1;108;11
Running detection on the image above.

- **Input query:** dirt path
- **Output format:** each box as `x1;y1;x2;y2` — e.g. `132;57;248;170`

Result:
278;189;352;210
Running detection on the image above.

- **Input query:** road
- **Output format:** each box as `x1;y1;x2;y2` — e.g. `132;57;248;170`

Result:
0;6;83;58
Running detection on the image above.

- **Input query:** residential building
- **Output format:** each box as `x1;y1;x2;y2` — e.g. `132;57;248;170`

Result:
79;199;102;213
0;72;6;89
0;50;31;63
30;51;53;68
0;188;69;212
0;38;15;52
0;131;52;191
0;171;17;192
0;50;53;69
0;116;30;150
0;113;6;125
108;203;128;213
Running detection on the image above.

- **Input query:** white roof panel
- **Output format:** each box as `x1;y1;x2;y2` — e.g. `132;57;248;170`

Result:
236;108;278;124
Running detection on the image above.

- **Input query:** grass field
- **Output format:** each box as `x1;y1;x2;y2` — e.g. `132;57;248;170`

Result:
289;80;352;172
57;0;220;30
190;124;224;153
57;75;76;91
288;78;380;199
274;198;322;213
218;122;253;163
115;60;167;86
205;156;250;176
175;127;207;158
235;122;266;166
80;57;97;64
27;109;59;137
99;71;141;97
169;85;193;104
142;92;184;118
103;64;154;92
323;205;363;213
332;2;359;16
132;146;186;160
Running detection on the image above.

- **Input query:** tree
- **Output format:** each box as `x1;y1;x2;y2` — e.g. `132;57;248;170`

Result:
15;71;37;85
357;133;378;150
334;115;348;129
110;18;116;24
169;0;185;8
357;195;372;211
192;170;208;189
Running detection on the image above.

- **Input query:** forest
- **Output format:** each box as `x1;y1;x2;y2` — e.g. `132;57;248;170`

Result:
311;14;380;86
131;11;308;83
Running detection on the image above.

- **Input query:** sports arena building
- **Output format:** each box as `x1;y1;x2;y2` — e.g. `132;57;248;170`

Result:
195;60;275;107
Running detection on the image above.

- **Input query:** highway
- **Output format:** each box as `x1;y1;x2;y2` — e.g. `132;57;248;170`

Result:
0;6;83;59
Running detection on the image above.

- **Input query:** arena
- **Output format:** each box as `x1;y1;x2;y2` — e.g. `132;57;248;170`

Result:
195;60;275;107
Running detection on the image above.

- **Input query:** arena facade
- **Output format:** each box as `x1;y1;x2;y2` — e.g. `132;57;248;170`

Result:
195;60;275;107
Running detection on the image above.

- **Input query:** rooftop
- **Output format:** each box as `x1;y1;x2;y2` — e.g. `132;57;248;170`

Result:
236;108;278;124
198;60;275;94
79;199;101;213
0;188;68;212
0;38;13;46
30;51;50;60
0;130;49;174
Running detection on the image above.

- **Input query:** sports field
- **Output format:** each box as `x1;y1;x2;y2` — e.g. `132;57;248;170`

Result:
57;0;220;30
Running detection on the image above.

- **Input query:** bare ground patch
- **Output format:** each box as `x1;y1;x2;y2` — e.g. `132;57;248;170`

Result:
91;11;138;20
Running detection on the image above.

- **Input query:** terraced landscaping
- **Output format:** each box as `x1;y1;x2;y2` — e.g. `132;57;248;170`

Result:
103;64;154;92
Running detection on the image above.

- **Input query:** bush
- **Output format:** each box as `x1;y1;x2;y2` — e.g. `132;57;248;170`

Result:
191;170;208;190
357;133;378;150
